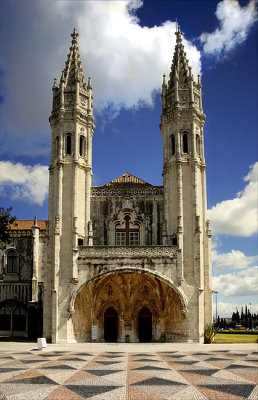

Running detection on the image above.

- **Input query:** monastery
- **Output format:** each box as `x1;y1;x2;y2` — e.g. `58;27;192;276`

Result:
0;27;212;343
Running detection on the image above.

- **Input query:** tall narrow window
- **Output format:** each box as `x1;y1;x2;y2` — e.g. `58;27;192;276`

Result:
66;134;72;155
79;135;85;157
7;250;19;274
171;134;175;155
196;134;200;156
183;132;189;153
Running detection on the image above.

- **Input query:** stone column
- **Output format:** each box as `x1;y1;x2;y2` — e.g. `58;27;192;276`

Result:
31;216;40;302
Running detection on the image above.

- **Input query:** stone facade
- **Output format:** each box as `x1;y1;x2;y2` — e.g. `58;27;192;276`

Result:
0;26;212;343
0;219;45;338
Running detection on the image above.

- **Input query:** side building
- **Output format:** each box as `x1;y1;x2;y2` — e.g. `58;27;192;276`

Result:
0;26;212;343
0;218;46;338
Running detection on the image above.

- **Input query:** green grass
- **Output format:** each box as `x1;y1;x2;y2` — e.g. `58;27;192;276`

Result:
214;333;258;343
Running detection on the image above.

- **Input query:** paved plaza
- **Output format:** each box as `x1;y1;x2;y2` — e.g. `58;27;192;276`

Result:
0;342;257;399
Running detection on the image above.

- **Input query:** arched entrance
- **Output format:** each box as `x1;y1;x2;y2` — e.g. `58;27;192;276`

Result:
104;307;118;342
138;307;152;342
72;271;186;342
0;300;27;337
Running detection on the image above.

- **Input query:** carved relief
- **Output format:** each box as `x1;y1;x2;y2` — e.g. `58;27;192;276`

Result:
80;95;87;108
179;90;189;106
54;216;60;234
91;187;163;197
64;93;74;105
194;94;199;107
78;245;176;259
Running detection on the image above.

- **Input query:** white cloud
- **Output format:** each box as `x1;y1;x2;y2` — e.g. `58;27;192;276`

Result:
200;0;257;55
207;162;258;236
0;161;48;205
0;0;201;148
213;300;258;318
212;266;258;297
212;248;257;271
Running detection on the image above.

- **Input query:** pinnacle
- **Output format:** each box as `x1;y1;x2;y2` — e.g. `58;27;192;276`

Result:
60;28;86;88
71;27;79;43
167;25;192;89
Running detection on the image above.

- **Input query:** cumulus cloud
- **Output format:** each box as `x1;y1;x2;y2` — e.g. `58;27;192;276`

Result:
213;266;258;297
208;162;258;236
212;248;257;271
200;0;257;56
0;0;201;148
0;161;48;205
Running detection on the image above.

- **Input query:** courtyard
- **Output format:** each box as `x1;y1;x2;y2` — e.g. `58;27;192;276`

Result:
0;342;257;399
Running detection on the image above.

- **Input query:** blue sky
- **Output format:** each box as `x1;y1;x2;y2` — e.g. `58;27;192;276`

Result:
0;0;257;317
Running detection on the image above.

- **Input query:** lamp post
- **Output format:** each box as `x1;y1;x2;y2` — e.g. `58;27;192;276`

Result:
213;291;218;323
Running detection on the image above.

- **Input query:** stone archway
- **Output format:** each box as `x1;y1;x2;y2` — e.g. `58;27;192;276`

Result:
138;307;152;342
71;271;187;342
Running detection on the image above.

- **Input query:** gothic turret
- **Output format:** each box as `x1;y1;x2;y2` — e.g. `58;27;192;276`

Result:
160;25;212;338
46;29;95;342
162;26;203;113
50;28;93;121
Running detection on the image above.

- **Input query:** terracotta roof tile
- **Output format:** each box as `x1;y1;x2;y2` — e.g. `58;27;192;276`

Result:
105;172;152;187
9;220;47;231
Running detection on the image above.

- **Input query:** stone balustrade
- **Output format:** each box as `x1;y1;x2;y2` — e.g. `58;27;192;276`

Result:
78;245;176;259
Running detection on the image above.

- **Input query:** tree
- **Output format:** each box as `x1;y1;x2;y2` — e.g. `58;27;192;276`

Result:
0;207;16;249
235;309;240;323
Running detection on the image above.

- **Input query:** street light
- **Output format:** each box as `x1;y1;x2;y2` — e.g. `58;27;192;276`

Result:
213;291;218;322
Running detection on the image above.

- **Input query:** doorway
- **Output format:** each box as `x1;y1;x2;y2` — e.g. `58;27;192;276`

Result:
104;307;118;342
138;307;152;342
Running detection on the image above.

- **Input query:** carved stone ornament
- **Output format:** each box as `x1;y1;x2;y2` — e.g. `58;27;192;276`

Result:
55;216;60;234
78;245;176;259
91;187;163;197
181;305;188;315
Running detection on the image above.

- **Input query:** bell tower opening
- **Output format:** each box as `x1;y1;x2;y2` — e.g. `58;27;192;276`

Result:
138;307;152;342
104;307;118;342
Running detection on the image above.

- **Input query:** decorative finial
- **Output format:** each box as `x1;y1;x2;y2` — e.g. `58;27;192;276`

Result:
163;74;166;85
87;77;92;89
52;78;58;89
175;18;181;33
34;214;38;227
175;18;183;41
71;28;79;42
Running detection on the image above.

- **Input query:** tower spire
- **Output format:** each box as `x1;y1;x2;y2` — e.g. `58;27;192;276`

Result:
168;25;191;91
61;28;86;88
161;25;203;112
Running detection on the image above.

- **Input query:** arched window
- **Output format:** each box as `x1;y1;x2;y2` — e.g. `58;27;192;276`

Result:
0;301;27;336
115;215;140;246
182;132;189;154
79;135;85;157
196;134;200;156
7;250;19;274
66;133;72;155
171;134;175;156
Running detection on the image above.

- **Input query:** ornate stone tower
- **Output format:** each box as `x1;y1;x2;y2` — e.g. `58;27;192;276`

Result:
45;29;94;342
160;26;212;337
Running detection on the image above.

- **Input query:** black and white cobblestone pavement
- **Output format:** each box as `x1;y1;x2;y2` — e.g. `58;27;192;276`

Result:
0;343;257;399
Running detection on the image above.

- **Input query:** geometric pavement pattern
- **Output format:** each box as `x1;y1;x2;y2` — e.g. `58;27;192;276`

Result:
0;349;257;399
